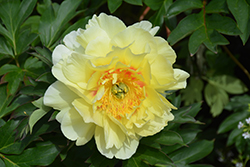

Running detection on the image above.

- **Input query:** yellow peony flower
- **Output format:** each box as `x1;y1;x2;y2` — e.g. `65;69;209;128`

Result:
44;13;189;159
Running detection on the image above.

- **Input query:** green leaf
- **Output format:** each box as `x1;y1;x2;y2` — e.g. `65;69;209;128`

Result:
21;15;41;33
0;36;13;57
16;29;38;55
144;0;165;10
108;0;122;13
227;0;250;44
167;0;203;17
39;0;82;47
36;72;56;84
149;0;172;26
218;110;250;133
209;75;248;94
32;46;53;67
24;56;48;78
205;0;229;13
124;0;142;5
130;146;173;166
29;97;51;133
168;140;214;164
168;12;203;45
204;83;229;117
180;77;204;105
227;128;242;146
4;141;60;167
225;94;250;111
206;14;241;35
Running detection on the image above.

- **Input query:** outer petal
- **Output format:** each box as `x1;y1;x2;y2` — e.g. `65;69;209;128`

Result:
61;107;95;145
86;13;126;39
52;45;72;65
130;20;159;36
167;69;190;90
44;81;79;111
63;30;85;53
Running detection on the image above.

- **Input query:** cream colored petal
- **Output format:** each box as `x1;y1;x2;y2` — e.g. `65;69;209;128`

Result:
111;26;156;54
95;126;115;159
130;20;159;36
150;54;176;85
62;53;94;89
73;98;103;127
103;115;125;149
86;13;126;39
154;36;176;64
43;81;79;110
52;44;72;65
76;26;109;49
85;36;111;57
63;30;85;53
61;107;95;143
167;69;190;90
114;138;139;160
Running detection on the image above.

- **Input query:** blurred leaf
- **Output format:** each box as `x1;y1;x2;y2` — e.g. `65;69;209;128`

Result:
227;0;250;44
0;36;14;57
204;83;229;117
168;140;214;164
218;110;250;133
206;14;241;36
225;94;250;111
20;82;49;96
205;0;229;13
29;97;51;133
209;75;248;94
167;0;203;17
124;0;142;5
144;0;165;10
168;12;203;46
37;0;52;15
235;135;247;153
108;0;122;13
4;141;60;167
32;46;53;67
39;0;82;47
181;77;204;105
149;0;172;26
227;128;242;146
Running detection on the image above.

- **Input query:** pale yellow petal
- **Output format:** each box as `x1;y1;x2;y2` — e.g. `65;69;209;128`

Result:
52;44;72;65
168;69;190;90
73;98;103;127
114;138;139;160
43;81;79;111
85;36;111;57
61;108;95;143
63;30;85;53
130;20;159;36
86;13;126;39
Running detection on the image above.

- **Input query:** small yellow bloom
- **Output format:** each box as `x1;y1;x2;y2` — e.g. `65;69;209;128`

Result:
44;13;189;159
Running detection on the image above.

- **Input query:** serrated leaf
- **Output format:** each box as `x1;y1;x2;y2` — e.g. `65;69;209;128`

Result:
29;97;51;133
204;83;229;117
227;0;250;44
144;0;165;10
206;14;241;35
108;0;122;13
38;0;82;47
205;0;229;13
168;12;203;45
180;77;204;105
124;0;142;5
218;110;250;133
209;75;248;94
167;0;203;17
168;140;214;164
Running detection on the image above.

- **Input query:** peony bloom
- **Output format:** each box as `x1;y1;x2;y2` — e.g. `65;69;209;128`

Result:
44;13;189;159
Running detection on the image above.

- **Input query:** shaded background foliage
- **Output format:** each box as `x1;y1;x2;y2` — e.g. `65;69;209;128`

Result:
0;0;249;166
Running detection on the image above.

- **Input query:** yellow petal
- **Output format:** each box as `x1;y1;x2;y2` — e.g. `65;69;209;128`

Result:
52;44;72;65
130;20;159;36
85;36;111;57
168;69;190;90
63;30;85;53
61;108;95;144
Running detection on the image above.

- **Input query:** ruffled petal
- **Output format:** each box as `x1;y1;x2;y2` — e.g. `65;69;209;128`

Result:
86;13;126;39
85;36;111;57
63;30;85;53
52;45;72;65
167;69;190;90
130;20;159;36
61;107;95;144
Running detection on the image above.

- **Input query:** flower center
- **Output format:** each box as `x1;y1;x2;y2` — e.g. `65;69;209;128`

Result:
111;82;129;99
